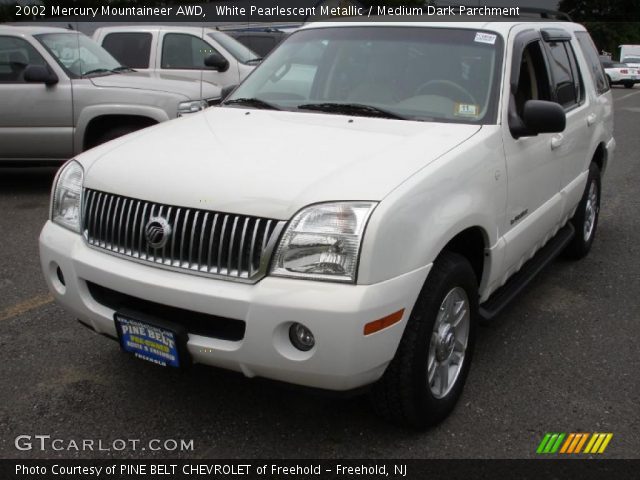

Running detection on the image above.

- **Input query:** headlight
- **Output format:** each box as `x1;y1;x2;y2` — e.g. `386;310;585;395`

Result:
51;160;83;233
177;100;208;116
270;202;377;283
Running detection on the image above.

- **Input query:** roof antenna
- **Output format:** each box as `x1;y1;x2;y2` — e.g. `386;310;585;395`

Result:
67;23;74;30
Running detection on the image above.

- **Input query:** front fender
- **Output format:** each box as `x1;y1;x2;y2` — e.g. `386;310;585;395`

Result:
358;126;507;289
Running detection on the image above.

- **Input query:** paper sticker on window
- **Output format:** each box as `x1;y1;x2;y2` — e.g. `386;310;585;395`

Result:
475;32;497;45
455;103;479;117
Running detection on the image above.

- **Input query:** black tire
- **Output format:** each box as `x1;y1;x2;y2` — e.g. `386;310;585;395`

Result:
564;163;601;259
606;75;612;86
624;82;634;89
370;252;478;429
94;125;145;147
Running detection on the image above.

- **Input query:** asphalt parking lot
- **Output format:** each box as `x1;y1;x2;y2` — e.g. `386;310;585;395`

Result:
1;87;638;460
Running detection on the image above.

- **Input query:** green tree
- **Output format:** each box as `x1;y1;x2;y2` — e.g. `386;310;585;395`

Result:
559;0;640;59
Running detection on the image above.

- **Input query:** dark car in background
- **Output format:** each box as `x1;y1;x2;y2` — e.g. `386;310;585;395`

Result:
226;28;288;57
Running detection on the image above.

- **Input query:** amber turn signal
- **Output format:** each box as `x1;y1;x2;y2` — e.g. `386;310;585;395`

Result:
363;309;405;336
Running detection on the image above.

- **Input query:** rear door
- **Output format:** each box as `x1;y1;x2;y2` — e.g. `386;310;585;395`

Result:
0;34;73;162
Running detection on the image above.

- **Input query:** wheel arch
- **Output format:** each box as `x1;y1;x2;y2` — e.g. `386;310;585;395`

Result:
591;141;608;174
83;114;159;150
74;105;170;154
434;226;490;290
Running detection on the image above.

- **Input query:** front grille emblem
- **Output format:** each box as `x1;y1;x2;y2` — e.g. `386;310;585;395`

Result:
144;217;171;249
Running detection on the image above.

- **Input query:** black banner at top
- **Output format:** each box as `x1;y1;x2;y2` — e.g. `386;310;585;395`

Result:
2;0;640;24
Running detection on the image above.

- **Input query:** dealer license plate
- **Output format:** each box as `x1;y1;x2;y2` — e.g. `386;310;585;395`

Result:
115;313;182;368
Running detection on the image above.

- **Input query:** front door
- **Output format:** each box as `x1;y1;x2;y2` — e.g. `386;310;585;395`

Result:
0;35;73;162
501;33;564;273
158;32;237;87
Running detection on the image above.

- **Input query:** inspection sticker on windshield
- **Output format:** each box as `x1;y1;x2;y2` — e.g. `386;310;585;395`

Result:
455;103;479;118
475;32;497;45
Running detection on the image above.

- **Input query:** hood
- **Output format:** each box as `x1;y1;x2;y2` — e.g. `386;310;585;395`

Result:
83;108;481;220
89;71;221;100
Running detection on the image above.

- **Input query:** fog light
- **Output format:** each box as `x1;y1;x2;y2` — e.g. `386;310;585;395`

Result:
289;323;315;351
56;266;66;286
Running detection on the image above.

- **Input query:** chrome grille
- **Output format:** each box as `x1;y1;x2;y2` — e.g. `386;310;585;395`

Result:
82;189;284;282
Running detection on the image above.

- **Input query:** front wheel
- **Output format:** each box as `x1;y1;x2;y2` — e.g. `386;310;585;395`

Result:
624;82;634;89
371;252;478;428
564;162;601;259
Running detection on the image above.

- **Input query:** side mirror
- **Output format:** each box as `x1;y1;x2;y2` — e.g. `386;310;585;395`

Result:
24;65;58;86
204;53;229;72
521;100;566;135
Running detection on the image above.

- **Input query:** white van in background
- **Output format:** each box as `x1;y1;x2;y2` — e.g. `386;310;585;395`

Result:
619;44;640;67
93;26;261;88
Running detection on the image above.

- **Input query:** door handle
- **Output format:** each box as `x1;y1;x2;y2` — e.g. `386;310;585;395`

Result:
587;113;597;126
551;134;564;150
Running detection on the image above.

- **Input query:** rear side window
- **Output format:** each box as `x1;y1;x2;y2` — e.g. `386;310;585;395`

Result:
102;32;151;69
575;31;610;95
546;41;583;109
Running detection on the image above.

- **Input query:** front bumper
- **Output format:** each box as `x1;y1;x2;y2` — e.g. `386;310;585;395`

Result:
39;221;430;391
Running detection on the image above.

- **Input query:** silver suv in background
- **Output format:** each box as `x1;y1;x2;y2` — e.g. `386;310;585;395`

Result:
0;26;221;165
93;26;261;89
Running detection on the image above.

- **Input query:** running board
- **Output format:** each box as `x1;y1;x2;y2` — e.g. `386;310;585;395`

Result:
479;223;575;321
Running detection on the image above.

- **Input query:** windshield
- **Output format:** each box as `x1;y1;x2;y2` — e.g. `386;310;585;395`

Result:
227;26;503;123
208;32;260;63
36;33;121;77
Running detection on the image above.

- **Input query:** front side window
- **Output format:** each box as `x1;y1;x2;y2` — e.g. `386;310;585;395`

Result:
227;27;504;124
36;33;121;77
546;41;582;109
102;32;151;69
513;41;552;117
0;35;46;83
162;33;219;70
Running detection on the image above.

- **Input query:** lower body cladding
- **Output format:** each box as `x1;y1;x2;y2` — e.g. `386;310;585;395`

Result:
39;221;430;391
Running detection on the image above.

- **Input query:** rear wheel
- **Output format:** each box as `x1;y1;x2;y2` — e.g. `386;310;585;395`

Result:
624;82;634;89
564;162;601;259
371;252;478;428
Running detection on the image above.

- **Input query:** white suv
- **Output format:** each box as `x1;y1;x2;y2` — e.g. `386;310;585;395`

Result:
40;21;614;427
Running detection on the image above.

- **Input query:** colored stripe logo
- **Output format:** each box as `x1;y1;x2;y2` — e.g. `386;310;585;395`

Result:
537;433;613;454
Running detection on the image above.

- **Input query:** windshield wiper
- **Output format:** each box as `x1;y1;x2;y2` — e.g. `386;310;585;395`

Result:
82;68;112;77
223;97;280;110
245;57;262;64
297;102;408;120
111;66;136;73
